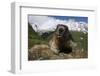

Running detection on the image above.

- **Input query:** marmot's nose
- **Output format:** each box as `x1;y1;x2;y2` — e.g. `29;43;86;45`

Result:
59;28;64;33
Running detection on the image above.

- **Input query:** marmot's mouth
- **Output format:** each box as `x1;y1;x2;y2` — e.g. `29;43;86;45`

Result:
56;33;63;38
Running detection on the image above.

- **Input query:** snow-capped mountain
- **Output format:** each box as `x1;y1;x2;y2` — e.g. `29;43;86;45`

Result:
28;16;88;34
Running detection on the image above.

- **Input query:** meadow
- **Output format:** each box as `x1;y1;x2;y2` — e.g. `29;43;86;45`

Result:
28;23;88;60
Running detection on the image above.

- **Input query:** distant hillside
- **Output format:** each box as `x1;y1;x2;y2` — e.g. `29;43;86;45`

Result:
28;23;48;49
28;23;37;35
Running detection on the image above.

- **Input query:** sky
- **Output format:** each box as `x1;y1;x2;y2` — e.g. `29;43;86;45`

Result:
28;15;88;33
49;16;88;23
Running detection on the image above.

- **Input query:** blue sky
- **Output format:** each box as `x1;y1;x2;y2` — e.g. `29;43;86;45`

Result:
49;16;88;23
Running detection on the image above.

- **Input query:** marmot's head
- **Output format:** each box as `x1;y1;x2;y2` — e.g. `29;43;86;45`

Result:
55;24;68;38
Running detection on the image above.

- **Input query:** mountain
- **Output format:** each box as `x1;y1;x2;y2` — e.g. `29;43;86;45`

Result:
28;16;88;34
30;20;88;35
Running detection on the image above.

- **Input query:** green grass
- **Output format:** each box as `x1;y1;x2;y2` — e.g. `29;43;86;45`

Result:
28;23;88;52
70;31;88;51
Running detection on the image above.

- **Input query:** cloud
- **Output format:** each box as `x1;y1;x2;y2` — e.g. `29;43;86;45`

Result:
28;15;88;33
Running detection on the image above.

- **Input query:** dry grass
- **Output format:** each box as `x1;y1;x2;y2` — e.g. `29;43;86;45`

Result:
28;44;87;61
